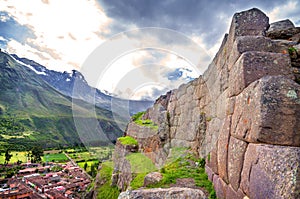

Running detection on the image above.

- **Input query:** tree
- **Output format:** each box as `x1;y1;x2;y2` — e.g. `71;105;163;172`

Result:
4;148;12;164
84;162;88;171
31;146;44;163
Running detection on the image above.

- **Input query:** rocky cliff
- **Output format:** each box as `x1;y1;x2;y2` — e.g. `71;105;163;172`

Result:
112;8;300;199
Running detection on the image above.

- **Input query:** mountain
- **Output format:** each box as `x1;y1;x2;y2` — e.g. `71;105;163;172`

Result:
10;54;154;116
0;51;127;151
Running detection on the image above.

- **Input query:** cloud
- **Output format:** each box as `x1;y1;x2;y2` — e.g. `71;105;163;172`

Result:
1;0;300;100
98;0;289;48
0;0;111;71
267;0;300;25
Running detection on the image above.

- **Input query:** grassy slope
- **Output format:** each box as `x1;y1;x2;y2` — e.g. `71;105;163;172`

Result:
0;52;125;150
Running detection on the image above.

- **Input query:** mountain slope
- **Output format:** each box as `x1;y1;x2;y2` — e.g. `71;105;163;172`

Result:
0;52;126;151
11;54;154;116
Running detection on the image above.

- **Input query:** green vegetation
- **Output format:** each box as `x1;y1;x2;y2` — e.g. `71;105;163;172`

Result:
130;173;147;189
118;136;138;146
96;161;120;199
132;111;158;130
126;153;156;173
132;111;146;121
0;52;126;150
0;151;28;164
4;148;12;164
288;46;297;55
78;160;100;172
43;152;68;163
140;152;216;199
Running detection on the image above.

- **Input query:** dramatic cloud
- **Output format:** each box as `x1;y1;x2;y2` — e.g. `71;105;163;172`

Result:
0;0;111;71
1;0;300;99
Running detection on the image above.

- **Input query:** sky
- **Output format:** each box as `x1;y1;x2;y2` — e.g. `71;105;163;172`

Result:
0;0;300;100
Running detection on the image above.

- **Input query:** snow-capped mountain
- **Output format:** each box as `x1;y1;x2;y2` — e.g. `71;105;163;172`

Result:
11;54;153;116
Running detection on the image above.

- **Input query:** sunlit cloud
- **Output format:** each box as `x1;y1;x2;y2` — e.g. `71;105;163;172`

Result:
267;0;300;25
0;0;111;71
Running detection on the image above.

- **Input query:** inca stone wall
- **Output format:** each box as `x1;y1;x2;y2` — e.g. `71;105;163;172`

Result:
113;8;300;198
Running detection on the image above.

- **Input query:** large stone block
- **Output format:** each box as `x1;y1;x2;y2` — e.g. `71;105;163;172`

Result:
213;175;228;199
206;144;218;174
240;144;300;198
228;136;248;191
231;76;300;146
227;8;269;45
217;116;231;183
229;51;292;96
268;19;295;32
205;165;214;182
118;187;207;199
228;36;290;70
225;185;246;199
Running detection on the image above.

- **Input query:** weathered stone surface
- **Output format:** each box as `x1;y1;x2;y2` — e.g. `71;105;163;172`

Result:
267;27;300;40
206;143;218;174
228;137;247;191
227;36;290;69
228;8;269;45
112;141;134;191
291;32;300;43
205;165;214;182
118;187;207;199
240;144;300;198
229;51;292;96
217;116;231;183
213;175;228;199
231;76;300;146
225;185;246;199
126;122;157;139
143;172;163;187
268;19;295;32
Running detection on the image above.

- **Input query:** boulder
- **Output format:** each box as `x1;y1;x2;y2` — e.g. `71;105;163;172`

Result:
240;144;300;198
227;137;248;191
143;172;163;187
118;187;206;199
268;19;295;32
227;8;269;47
228;51;293;96
231;76;300;146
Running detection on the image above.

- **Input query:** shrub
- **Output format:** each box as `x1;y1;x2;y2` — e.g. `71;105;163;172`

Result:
132;111;146;121
118;136;138;146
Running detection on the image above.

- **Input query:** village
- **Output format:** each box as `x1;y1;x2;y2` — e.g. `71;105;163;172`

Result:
0;161;91;199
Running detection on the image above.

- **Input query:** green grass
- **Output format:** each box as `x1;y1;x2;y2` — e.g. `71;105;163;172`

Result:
118;136;138;146
67;146;113;162
126;153;156;173
146;153;216;199
43;153;68;163
130;172;147;189
96;161;120;199
132;111;146;121
132;111;158;130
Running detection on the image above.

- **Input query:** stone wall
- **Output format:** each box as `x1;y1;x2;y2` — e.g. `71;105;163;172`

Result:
113;8;300;198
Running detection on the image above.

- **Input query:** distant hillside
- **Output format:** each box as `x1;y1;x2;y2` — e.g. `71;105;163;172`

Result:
11;54;154;116
0;52;127;151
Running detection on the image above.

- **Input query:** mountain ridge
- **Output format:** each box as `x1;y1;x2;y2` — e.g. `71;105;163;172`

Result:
0;51;126;150
10;54;154;116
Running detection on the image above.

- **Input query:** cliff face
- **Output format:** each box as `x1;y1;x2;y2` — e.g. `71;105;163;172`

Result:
113;8;300;198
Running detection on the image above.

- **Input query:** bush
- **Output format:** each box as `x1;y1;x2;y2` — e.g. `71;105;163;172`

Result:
118;136;138;146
